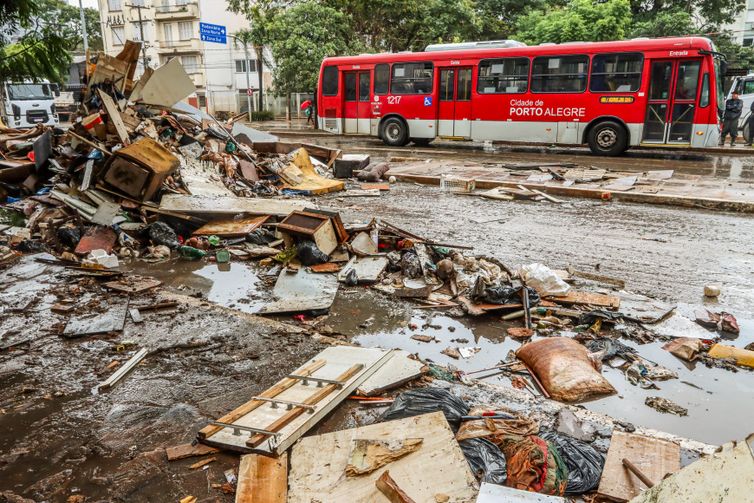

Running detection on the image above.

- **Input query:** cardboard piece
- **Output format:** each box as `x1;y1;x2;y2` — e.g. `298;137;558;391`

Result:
287;412;477;502
139;57;196;107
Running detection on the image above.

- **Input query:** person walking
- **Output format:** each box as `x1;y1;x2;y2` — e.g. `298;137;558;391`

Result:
745;100;754;146
720;92;743;146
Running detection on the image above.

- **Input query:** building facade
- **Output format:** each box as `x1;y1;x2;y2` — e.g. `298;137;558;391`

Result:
96;0;275;115
722;0;754;46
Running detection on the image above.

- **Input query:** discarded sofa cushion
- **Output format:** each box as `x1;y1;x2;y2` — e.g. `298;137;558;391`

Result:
459;438;507;485
516;337;616;402
380;388;469;431
540;431;605;495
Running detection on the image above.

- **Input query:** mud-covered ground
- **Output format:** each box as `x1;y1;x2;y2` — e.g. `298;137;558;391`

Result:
1;145;754;501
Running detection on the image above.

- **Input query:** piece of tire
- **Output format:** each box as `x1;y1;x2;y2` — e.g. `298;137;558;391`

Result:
412;137;433;146
381;117;409;146
587;120;627;156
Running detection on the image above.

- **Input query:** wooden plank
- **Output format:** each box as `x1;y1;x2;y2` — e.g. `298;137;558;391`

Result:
246;363;364;447
193;215;269;237
356;350;424;396
597;431;680;502
546;290;621;309
198;359;326;440
189;456;216;470
203;347;393;455
98;89;130;145
98;347;148;390
159;194;310;217
235;453;288;503
375;471;416;503
287;412;477;503
166;443;219;461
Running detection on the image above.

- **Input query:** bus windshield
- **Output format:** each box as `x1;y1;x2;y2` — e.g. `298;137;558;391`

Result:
7;83;53;101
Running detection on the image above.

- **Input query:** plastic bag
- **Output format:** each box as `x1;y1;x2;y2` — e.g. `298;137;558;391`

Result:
246;227;276;246
540;431;605;495
459;438;507;485
519;263;571;297
471;280;540;306
400;250;422;279
296;240;329;265
148;221;179;249
381;388;469;431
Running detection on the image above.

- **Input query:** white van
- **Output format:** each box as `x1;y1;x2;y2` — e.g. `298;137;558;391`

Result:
1;81;60;128
728;74;754;140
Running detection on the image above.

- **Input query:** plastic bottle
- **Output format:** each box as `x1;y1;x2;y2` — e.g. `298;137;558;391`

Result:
179;245;207;260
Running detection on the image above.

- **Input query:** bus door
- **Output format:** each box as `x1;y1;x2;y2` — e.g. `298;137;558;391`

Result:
437;67;473;138
643;59;701;144
344;70;371;134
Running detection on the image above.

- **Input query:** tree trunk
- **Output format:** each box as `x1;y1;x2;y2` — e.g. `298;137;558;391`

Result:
255;45;264;111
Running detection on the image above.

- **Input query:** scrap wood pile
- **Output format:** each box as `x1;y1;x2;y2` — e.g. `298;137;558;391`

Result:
0;40;344;270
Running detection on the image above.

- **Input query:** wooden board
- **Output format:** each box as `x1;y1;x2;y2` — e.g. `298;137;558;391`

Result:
159;194;309;217
235;453;287;503
546;290;621;309
165;443;218;461
193;215;269;237
98;89;130;145
201;346;393;455
356;350;425;397
288;411;477;503
597;431;680;502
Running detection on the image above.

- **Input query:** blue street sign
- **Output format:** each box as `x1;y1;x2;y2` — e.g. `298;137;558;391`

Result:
200;22;227;44
423;96;433;106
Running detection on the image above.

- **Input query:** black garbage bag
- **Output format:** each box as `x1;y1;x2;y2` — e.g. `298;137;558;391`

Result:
246;227;276;245
471;280;540;306
459;438;507;484
343;268;358;286
540;431;605;495
148;221;179;249
400;249;422;279
56;226;81;249
381;388;469;431
578;309;622;326
296;240;329;266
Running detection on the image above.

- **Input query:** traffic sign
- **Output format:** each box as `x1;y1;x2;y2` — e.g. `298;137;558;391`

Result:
199;22;226;44
246;88;256;96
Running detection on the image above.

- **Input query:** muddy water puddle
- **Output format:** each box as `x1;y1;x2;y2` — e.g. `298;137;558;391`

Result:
139;259;754;445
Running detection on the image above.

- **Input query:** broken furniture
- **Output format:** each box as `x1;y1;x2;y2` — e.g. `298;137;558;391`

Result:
277;210;339;256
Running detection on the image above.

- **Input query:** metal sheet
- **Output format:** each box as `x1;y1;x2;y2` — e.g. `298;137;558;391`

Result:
258;268;338;314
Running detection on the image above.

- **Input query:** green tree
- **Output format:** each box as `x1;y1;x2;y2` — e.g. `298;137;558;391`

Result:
515;0;632;45
628;0;744;30
0;0;73;81
265;1;360;95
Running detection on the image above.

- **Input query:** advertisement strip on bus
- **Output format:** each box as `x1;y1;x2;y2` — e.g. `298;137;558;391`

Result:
317;37;725;156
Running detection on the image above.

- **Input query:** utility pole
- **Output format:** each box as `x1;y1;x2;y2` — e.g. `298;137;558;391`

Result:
243;40;253;117
128;3;150;70
77;0;89;56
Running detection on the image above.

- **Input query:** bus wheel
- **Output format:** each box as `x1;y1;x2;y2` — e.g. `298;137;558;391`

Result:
587;120;627;156
381;117;409;146
412;138;433;147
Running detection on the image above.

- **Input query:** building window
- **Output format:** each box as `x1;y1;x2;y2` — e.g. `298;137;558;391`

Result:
390;62;433;95
235;60;257;73
131;0;144;5
131;22;151;42
590;53;643;92
198;94;206;107
163;23;173;42
111;26;125;46
181;55;200;73
322;66;338;96
744;38;754;47
178;21;193;40
374;64;389;94
107;0;122;11
478;58;529;94
531;55;589;93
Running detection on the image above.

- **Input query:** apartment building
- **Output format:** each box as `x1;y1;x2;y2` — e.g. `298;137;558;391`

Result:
723;0;754;46
96;0;274;115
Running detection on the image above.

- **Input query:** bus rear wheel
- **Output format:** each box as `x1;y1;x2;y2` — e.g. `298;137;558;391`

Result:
587;120;627;156
381;117;409;147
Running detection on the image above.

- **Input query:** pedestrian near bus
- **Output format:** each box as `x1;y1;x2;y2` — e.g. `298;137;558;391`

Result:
746;101;754;146
720;92;743;146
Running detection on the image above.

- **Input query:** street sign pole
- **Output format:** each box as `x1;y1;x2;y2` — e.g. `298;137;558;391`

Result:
244;42;253;116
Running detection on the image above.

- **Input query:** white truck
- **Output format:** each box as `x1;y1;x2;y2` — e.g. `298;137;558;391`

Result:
1;80;60;129
727;74;754;141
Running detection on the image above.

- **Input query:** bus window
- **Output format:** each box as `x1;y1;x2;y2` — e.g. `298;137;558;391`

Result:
477;58;528;93
457;68;472;101
322;66;338;96
374;64;389;94
532;55;588;93
700;73;710;107
345;73;357;101
440;69;455;101
391;62;433;95
590;53;643;92
359;72;370;101
675;61;700;100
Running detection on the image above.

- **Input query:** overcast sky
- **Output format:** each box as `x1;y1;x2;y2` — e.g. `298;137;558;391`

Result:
67;0;99;9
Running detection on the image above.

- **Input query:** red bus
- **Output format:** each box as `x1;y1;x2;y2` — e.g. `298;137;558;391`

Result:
317;37;725;155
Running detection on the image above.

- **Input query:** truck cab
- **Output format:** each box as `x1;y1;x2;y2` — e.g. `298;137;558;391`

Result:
1;81;60;128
